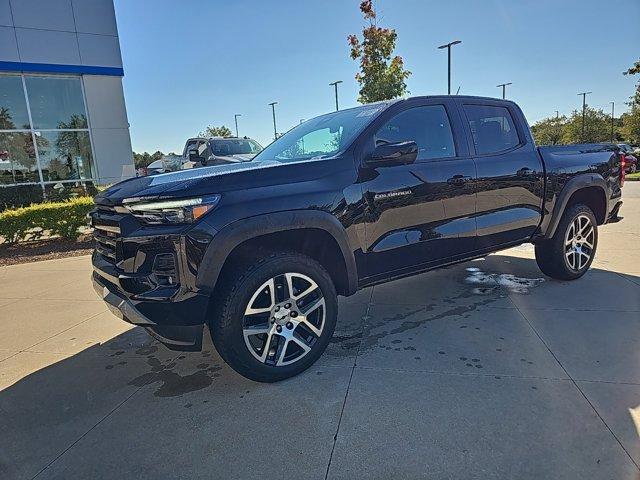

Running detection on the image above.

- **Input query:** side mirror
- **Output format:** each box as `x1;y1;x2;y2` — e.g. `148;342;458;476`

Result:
366;141;418;168
188;149;205;164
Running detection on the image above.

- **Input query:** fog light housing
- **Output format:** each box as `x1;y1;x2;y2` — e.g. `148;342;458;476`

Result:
153;253;177;286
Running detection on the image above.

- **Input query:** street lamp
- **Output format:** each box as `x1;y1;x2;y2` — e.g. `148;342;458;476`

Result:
329;80;343;111
496;82;512;99
437;40;462;95
234;114;241;138
268;102;278;140
578;92;592;141
610;102;615;143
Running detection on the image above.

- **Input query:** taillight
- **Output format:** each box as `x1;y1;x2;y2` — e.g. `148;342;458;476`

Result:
620;153;626;187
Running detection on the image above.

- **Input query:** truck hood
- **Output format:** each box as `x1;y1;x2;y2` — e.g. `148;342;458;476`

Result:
213;153;255;163
95;158;344;206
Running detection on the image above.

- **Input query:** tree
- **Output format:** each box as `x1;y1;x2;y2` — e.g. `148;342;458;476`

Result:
625;59;640;76
531;115;567;145
133;150;164;169
621;58;640;144
562;107;611;144
55;114;92;178
621;111;640;145
198;125;232;138
0;107;16;130
348;0;411;104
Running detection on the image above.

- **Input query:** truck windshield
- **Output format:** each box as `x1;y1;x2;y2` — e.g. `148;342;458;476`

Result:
254;103;389;164
210;139;263;156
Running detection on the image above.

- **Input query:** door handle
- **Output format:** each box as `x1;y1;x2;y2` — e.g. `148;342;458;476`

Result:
447;174;472;186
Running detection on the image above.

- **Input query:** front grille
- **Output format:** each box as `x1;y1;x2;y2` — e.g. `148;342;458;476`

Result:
91;206;123;264
94;225;118;262
97;204;117;214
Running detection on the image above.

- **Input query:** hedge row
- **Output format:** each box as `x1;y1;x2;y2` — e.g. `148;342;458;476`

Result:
0;197;95;243
0;183;100;211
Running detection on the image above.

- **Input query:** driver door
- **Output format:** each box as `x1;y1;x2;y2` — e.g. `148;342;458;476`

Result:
359;99;477;280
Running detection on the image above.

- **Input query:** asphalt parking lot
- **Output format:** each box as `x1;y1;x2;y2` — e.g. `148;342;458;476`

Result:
1;184;639;480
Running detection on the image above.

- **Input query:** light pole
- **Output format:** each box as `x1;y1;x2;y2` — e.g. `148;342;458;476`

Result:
329;80;343;111
496;82;512;99
268;102;278;140
610;102;615;143
234;114;241;138
437;40;462;95
555;110;560;144
578;91;592;141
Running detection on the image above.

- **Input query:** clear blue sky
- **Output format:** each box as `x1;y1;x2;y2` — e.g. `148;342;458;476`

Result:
114;0;640;153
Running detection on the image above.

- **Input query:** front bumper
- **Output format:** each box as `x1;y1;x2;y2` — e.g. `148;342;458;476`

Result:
92;268;205;351
89;200;219;350
89;223;214;352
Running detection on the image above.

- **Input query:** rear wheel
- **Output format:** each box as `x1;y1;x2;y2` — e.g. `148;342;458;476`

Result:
210;251;337;382
535;204;598;280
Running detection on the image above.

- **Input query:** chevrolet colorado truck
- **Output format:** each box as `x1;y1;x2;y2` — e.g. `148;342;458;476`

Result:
91;96;625;382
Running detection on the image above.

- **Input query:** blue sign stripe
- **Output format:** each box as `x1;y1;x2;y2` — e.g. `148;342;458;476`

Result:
0;61;124;76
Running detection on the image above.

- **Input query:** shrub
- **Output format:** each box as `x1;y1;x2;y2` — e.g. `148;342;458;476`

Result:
0;184;44;211
0;182;100;211
0;197;95;243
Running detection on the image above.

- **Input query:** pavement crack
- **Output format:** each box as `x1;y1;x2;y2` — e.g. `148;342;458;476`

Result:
324;294;372;480
512;300;640;471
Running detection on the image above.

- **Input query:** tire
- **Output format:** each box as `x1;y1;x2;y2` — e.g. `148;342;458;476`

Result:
210;251;337;382
535;203;598;280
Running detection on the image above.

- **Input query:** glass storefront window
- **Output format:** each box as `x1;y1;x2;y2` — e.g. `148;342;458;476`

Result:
24;76;88;130
0;76;30;130
36;131;93;182
0;132;39;184
0;73;95;188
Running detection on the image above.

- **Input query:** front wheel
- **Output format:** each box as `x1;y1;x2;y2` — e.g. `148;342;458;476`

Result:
210;252;337;382
535;204;598;280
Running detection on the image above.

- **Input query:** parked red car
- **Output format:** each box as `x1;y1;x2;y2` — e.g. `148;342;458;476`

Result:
618;144;637;173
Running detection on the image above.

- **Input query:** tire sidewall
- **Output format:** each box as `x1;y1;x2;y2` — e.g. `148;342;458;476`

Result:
560;205;598;278
213;253;337;382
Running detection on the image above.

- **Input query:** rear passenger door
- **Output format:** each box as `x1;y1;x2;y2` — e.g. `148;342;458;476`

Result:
359;98;477;280
459;100;544;249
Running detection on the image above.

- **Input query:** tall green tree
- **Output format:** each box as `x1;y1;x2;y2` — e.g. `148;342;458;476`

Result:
621;58;640;144
348;0;411;103
621;111;640;144
531;115;567;145
198;125;232;138
562;107;611;144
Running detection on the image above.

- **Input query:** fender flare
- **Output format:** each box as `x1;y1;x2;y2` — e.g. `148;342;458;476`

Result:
541;173;608;239
196;210;359;296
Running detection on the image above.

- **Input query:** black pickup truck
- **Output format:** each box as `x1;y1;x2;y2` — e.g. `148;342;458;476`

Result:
91;96;625;382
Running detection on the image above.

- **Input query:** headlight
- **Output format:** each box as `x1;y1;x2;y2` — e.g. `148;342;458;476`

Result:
123;195;221;224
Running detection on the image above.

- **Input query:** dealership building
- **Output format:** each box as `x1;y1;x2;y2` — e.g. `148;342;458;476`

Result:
0;0;133;192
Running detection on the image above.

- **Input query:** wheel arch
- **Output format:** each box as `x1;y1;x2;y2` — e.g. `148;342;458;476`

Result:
541;174;608;239
196;210;359;297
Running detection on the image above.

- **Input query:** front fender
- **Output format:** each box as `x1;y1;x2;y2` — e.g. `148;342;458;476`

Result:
196;210;358;296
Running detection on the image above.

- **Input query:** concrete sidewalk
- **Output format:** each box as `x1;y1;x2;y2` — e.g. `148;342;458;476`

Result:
1;184;639;479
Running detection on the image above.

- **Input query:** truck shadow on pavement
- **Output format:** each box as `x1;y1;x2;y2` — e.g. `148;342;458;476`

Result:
1;254;638;479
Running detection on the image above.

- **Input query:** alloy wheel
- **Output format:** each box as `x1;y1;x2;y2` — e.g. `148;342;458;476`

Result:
564;214;595;271
242;272;325;366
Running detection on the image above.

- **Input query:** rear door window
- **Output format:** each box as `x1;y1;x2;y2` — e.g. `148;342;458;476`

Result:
375;105;456;161
463;105;520;155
